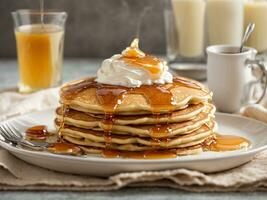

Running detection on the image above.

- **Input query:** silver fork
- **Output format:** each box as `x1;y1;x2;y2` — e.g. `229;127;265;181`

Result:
0;122;49;151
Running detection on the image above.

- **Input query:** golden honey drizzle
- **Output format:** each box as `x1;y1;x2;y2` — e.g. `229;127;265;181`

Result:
121;38;163;78
60;77;180;139
60;78;200;114
58;104;69;139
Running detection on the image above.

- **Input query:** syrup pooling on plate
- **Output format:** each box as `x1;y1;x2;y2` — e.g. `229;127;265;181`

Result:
207;134;251;151
47;142;82;155
25;125;48;141
23;124;251;157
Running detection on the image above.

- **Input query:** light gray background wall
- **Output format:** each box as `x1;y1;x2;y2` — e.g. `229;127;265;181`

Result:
0;0;167;58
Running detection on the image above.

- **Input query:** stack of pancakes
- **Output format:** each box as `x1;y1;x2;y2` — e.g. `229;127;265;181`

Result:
55;76;216;157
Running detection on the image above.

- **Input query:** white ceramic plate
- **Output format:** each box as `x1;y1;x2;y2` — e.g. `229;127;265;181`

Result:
0;109;267;177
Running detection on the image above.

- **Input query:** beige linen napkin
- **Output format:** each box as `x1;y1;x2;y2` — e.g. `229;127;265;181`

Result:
0;87;59;121
241;90;267;123
1;88;267;191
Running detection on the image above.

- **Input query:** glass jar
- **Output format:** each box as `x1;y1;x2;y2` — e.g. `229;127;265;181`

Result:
165;0;206;62
244;0;267;56
164;0;206;80
206;0;244;46
12;10;67;93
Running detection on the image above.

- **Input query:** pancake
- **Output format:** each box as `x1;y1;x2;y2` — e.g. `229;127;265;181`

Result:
68;103;189;116
56;105;214;138
68;138;209;155
56;103;211;125
56;121;215;148
62;134;215;150
60;139;209;156
60;76;212;115
66;141;206;156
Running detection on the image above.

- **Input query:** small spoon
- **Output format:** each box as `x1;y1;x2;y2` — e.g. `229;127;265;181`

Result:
239;22;255;53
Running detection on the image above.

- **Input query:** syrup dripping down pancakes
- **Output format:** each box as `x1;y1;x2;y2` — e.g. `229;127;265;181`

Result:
47;39;250;159
54;76;219;158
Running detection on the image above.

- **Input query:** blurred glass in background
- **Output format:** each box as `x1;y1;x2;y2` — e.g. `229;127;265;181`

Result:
12;9;67;93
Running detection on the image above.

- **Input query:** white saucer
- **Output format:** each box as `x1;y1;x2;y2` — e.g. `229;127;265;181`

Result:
0;109;267;177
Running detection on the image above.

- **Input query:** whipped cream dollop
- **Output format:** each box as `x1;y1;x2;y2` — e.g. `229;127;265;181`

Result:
96;39;173;87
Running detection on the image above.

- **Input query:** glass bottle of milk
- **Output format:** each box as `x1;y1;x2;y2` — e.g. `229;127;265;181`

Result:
244;0;267;55
164;0;206;80
206;0;244;46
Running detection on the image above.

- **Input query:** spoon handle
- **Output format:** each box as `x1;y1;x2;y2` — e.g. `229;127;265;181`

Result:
240;23;255;53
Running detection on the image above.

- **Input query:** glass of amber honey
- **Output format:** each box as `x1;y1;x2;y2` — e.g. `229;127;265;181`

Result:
12;10;67;93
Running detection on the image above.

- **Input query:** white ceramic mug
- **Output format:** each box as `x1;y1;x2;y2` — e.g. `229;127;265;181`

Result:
206;45;267;113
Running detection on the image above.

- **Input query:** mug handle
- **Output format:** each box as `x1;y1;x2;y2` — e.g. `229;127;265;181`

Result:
245;59;267;104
